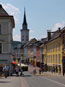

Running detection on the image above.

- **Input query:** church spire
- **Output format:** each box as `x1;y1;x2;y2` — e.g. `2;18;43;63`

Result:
23;8;27;25
21;8;29;43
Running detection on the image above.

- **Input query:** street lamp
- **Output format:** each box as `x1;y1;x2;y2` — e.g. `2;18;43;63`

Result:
42;54;44;64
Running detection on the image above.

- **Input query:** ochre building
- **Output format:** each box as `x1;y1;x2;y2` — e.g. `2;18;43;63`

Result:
43;27;65;75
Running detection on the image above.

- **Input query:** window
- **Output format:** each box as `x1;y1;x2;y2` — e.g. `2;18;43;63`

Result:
0;43;2;54
22;35;24;37
26;35;28;41
26;39;28;41
49;55;50;63
56;55;57;63
54;45;55;52
53;55;54;63
58;54;60;63
56;45;57;51
0;24;1;34
58;42;60;51
26;35;28;38
47;56;49;62
22;35;24;41
51;47;52;52
22;39;24;41
52;46;54;52
51;55;52;63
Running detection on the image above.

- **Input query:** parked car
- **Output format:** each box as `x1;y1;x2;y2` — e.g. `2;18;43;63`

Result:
18;63;28;71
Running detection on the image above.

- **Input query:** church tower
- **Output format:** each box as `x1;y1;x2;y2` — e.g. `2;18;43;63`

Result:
21;9;29;44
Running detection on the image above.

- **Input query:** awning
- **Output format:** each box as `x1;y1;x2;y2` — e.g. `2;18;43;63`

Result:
12;61;16;64
18;63;28;67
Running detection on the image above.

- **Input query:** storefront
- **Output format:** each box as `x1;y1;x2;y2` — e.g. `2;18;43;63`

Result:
62;59;65;75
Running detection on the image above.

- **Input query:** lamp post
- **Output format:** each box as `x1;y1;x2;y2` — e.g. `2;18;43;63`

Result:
42;54;44;64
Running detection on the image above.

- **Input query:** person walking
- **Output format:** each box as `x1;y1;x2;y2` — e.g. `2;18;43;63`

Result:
15;66;19;76
3;65;9;78
20;68;23;76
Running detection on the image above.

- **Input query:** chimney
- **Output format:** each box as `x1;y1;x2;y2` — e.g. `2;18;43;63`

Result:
0;4;2;8
47;30;51;40
58;27;61;32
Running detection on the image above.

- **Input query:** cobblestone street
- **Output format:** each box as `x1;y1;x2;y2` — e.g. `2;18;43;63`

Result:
0;76;21;87
0;65;65;87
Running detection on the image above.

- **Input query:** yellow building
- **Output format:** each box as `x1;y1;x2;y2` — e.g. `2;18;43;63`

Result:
43;27;65;75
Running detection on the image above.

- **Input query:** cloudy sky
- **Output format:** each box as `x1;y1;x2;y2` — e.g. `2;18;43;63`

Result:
0;0;65;41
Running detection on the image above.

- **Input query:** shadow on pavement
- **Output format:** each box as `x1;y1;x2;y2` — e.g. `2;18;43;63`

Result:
0;81;11;83
22;74;32;77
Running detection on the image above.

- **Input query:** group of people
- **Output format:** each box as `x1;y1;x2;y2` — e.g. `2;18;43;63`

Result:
3;65;9;78
0;65;9;78
0;64;23;77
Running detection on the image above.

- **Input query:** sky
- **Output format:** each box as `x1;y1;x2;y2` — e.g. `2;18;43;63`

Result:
0;0;65;41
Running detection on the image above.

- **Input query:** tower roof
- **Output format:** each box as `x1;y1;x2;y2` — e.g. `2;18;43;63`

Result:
0;4;9;16
23;8;27;25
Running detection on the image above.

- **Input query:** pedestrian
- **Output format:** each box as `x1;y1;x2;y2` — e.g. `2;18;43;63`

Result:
39;68;41;74
15;65;19;76
3;65;9;78
33;68;36;74
20;68;23;76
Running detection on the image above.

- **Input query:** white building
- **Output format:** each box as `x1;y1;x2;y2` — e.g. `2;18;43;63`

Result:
0;4;15;74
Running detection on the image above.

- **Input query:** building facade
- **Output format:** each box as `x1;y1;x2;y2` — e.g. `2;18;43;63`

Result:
43;27;65;75
0;4;15;74
12;41;22;61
